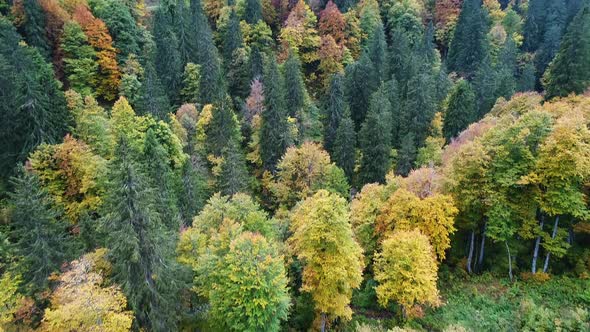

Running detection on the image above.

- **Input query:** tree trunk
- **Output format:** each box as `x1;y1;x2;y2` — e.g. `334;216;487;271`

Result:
320;313;327;332
478;221;487;269
467;230;475;274
531;215;544;274
543;215;560;273
505;241;513;282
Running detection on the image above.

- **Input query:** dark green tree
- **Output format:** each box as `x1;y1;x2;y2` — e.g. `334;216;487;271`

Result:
19;0;51;58
495;37;518;99
179;156;210;226
359;85;393;185
222;9;243;67
250;46;264;79
226;48;251;99
260;56;290;172
345;52;378;129
137;57;171;119
324;73;346;154
101;137;184;332
332;109;356;182
283;50;306;118
443;79;477;141
9;168;70;294
244;0;263;24
523;0;547;52
543;4;590;99
0;18;70;189
205;98;242;158
143;129;181;231
472;55;498;118
153;7;183;105
193;4;224;104
535;0;566;85
396;132;416;176
367;23;387;82
174;0;197;67
218;140;252;195
446;0;490;78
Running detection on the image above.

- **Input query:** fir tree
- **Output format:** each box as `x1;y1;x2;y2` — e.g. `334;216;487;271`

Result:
101;137;184;331
523;0;547;52
333;109;356;182
153;7;183;105
543;4;590;99
495;37;518;99
535;0;566;85
137;57;171;119
472;55;498;118
260;56;291;172
359;85;393;185
250;46;264;80
9;168;70;293
345;52;378;129
143;129;181;231
324;73;346;154
447;0;490;78
283;50;306;118
205;98;242;158
218;140;252;195
179;156;210;226
443;79;477;141
193;4;224;104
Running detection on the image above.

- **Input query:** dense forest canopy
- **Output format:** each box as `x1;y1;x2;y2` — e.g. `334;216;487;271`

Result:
1;0;590;330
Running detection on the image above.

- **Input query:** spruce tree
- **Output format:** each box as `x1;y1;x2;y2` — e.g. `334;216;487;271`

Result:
367;23;387;82
250;46;264;80
472;55;498;118
222;9;243;67
333;109;356;182
396;132;416;176
495;37;518;100
543;4;590;99
153;7;183;105
523;0;547;52
19;0;51;58
359;85;393;185
101;137;184;331
179;156;210;226
324;73;346;154
205;98;242;158
143;129;181;231
174;0;197;67
283;50;306;118
446;0;490;78
244;0;263;24
535;0;566;84
345;52;378;129
9;168;70;294
260;56;291;172
218;140;252;195
194;5;224;104
137;56;171;119
443;79;477;141
0;18;70;187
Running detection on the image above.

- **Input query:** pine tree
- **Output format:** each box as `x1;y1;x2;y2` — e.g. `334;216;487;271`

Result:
101;137;184;331
443;79;477;141
447;0;490;78
333;109;356;182
367;22;387;82
543;4;590;99
0;18;70;187
283;50;306;118
260;56;290;171
359;85;393;185
345;52;378;129
324;73;346;154
143;129;181;231
222;9;243;66
9;168;70;293
244;0;263;24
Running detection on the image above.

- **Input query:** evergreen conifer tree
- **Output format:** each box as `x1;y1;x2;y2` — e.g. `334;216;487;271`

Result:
345;52;378;129
324;73;346;154
443;79;477;141
333;108;356;182
283;50;306;118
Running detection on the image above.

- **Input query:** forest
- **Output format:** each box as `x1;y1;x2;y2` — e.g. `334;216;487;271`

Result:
1;0;590;330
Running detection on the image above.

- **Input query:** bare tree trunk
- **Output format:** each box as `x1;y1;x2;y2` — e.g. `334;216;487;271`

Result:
320;313;327;332
543;215;560;273
467;230;475;274
505;241;513;282
478;221;487;269
532;215;544;273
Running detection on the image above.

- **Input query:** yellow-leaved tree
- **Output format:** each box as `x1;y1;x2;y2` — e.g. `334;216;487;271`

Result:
373;230;440;318
289;190;364;331
376;188;457;261
40;249;133;331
